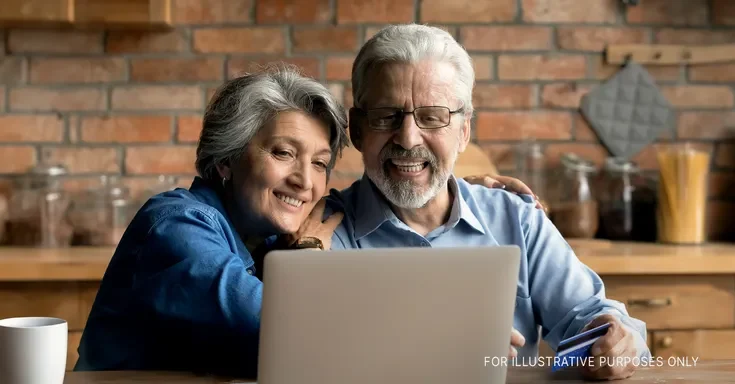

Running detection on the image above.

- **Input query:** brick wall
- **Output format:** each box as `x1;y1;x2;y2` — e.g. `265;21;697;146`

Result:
0;0;733;240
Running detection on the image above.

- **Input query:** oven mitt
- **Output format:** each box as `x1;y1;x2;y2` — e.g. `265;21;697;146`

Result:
580;61;675;160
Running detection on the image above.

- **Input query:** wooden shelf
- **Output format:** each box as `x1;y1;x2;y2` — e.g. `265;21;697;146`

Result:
0;240;734;281
0;0;171;29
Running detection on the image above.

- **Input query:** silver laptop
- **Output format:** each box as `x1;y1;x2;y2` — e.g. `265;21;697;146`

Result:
257;246;521;384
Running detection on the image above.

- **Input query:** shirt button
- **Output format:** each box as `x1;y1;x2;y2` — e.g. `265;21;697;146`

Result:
247;269;253;275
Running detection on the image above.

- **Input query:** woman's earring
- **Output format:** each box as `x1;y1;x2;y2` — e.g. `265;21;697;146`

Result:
222;177;228;189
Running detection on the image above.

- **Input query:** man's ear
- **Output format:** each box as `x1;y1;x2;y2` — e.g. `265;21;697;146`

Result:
348;108;363;152
458;114;472;152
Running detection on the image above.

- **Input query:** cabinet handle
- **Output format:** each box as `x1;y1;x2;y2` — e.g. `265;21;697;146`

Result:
659;336;673;348
627;298;672;308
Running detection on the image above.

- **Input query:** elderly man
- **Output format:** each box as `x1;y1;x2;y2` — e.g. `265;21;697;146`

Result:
320;24;651;381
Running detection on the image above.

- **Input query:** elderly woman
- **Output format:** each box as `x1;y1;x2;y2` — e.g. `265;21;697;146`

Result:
74;66;537;378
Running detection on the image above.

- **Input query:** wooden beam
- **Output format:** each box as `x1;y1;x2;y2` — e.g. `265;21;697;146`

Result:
606;44;735;65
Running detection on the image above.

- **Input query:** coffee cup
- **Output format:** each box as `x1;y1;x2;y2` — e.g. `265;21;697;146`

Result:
0;317;68;384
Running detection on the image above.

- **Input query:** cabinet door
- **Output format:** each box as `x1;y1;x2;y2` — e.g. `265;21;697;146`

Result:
0;0;73;25
652;330;735;359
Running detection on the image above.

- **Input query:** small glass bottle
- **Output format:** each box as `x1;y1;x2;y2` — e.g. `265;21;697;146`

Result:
549;153;599;239
7;164;73;247
516;141;549;214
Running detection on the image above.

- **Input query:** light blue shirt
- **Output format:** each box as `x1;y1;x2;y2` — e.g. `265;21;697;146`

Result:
326;174;651;360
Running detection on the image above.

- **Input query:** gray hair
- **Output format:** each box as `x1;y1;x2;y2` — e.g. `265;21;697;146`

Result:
196;65;349;181
351;24;475;117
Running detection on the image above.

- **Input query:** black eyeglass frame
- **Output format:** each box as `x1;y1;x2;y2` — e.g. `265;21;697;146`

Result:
351;106;465;131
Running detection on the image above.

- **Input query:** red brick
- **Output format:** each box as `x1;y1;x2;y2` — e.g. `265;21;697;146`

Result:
627;0;708;26
10;88;106;112
716;143;735;168
206;87;218;103
707;201;735;241
0;115;64;142
344;84;353;109
472;56;493;81
479;144;516;171
41;147;120;174
30;58;125;84
689;63;735;82
292;27;358;53
678;112;735;140
544;143;608;168
0;57;25;85
131;57;224;83
327;84;345;107
472;85;534;109
461;27;551;51
541;83;592;108
713;0;735;25
591;56;681;82
0;87;5;113
325;56;354;81
574;114;598;141
80;116;172;143
125;146;197;174
256;0;330;23
662;86;734;109
421;0;516;23
655;29;735;44
498;55;586;80
557;27;648;51
710;172;735;199
336;0;414;23
193;28;285;54
7;30;103;54
0;146;36;173
177;115;203;143
332;146;363;175
112;86;203;111
475;112;572;140
106;31;189;53
173;0;252;24
521;0;616;23
365;25;457;42
227;57;321;80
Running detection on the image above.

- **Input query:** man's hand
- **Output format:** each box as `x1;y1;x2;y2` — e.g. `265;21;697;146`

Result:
284;198;344;250
463;174;546;212
580;314;638;381
509;328;525;358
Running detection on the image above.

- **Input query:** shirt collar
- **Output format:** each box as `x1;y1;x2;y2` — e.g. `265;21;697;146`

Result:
187;177;277;256
353;174;486;240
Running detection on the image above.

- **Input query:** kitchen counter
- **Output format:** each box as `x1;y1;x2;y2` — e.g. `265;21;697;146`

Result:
0;239;734;281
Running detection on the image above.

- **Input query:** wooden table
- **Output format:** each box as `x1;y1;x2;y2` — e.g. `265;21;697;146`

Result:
63;361;735;383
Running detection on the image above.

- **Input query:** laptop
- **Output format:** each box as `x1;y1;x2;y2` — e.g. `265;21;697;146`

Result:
257;246;521;384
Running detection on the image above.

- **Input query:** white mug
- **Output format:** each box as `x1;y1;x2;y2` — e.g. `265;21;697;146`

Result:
0;317;68;384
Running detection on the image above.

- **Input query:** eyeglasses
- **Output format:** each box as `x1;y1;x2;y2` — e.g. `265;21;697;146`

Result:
354;106;464;131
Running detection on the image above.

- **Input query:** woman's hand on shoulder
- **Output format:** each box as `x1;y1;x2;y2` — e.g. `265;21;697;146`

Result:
463;174;546;212
285;197;344;250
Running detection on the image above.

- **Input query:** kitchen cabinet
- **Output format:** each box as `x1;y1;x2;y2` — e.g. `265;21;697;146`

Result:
0;0;171;29
1;240;735;370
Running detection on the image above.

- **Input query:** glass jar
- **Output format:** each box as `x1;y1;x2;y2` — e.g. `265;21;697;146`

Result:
516;141;549;215
69;176;133;246
6;164;73;247
596;158;657;242
549;153;599;239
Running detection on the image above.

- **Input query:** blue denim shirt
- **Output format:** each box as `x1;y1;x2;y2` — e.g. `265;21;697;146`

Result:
326;175;651;361
75;177;273;377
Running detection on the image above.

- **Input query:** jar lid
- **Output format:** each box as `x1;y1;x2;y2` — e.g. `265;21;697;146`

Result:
560;153;597;173
604;157;640;173
31;164;68;177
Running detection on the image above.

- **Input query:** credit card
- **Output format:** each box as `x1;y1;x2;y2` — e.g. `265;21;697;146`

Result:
552;322;611;372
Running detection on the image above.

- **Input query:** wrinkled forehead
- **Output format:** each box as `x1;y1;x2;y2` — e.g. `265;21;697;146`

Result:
361;61;459;109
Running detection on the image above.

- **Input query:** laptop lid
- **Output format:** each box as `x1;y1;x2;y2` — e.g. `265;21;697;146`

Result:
257;246;521;384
